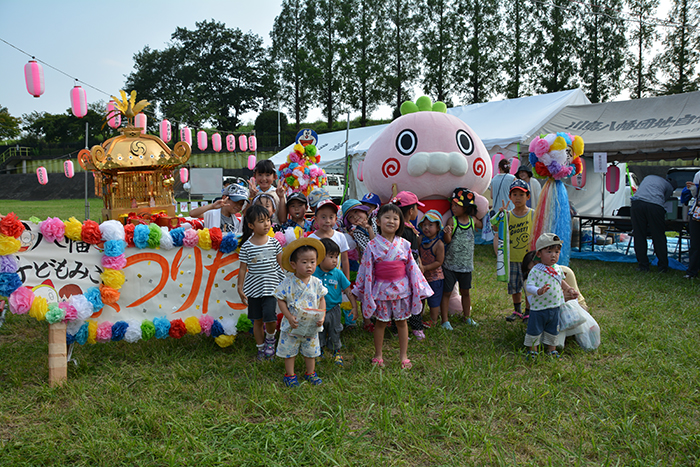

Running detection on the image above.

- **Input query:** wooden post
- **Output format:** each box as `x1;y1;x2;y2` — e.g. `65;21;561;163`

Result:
48;322;67;387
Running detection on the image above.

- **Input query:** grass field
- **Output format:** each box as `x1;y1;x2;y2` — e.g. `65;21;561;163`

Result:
1;202;699;465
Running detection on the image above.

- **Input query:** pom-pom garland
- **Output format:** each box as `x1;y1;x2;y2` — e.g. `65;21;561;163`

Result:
40;217;65;243
0;213;25;238
81;220;102;244
528;132;584;181
277;143;328;197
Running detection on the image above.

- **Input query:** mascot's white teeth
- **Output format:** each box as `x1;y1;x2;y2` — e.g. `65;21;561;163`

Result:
407;151;468;177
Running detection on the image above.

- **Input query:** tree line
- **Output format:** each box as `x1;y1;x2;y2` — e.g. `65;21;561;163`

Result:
2;0;698;146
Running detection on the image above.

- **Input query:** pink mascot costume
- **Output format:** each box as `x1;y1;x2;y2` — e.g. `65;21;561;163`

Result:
359;96;492;222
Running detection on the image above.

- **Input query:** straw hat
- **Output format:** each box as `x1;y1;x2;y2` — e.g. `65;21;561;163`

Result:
281;237;326;273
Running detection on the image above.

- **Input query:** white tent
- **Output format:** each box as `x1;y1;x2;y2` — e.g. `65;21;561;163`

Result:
271;89;591;198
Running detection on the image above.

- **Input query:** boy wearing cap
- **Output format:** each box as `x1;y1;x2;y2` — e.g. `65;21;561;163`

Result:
361;192;381;211
279;192;312;232
275;238;328;387
499;179;534;322
523;233;578;358
189;184;248;234
310;198;351;280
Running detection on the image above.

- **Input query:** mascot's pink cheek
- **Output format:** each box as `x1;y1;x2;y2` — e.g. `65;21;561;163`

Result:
382;158;401;179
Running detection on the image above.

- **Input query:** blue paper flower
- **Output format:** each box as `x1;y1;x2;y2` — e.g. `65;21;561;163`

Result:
111;321;128;341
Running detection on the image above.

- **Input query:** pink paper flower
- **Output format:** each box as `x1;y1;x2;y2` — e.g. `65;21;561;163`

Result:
183;229;199;247
40;217;66;243
9;286;34;314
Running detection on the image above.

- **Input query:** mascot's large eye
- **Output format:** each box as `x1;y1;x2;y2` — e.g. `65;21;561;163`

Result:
456;130;474;156
396;129;417;156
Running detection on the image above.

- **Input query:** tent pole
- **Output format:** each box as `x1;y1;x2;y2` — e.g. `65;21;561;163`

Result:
342;113;350;204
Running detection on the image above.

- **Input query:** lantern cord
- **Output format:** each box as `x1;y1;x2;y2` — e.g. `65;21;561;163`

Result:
0;37;111;97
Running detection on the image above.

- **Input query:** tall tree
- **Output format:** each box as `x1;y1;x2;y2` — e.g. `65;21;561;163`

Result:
338;0;386;126
626;0;660;98
579;0;627;102
310;0;344;129
0;106;21;141
531;0;580;93
271;0;320;130
454;0;500;104
500;0;536;98
419;0;459;104
380;0;420;117
653;0;699;94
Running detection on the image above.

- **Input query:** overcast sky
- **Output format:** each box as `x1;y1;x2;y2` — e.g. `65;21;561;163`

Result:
0;0;673;128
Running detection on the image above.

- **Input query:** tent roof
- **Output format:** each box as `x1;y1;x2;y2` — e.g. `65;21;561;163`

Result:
270;89;590;166
537;91;700;162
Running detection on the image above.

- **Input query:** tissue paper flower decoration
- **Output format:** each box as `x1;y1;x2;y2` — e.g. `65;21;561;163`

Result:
169;318;187;338
45;303;65;324
111;321;128;341
277;143;328;197
64;217;83;241
0;213;24;238
210;319;224;337
184;316;202;335
99;220;125;241
199;314;214;336
87;320;98;344
154;317;171;339
215;334;236;348
147;223;162;248
74;322;89;345
219;233;238;254
124;319;142;343
10;286;34;314
40;217;65;243
84;286;104;311
141;320;156;340
102;253;127;270
81;220;102;244
70;294;94;320
0;235;21;255
183;229;199;248
209;228;222;250
237;314;253;333
124;223;135;247
528;132;584;180
101;269;125;289
99;284;120;305
96;321;113;342
198;229;212;250
0;255;18;273
29;296;48;321
0;272;22;296
220;317;237;336
133;224;150;249
170;228;185;247
104;239;126;257
159;228;174;250
61;301;77;321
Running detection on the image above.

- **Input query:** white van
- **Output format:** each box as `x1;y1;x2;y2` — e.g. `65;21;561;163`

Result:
325;174;345;203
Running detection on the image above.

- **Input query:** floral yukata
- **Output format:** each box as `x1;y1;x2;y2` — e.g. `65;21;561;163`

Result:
353;235;433;322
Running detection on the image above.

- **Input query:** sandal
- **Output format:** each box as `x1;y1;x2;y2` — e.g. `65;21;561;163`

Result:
371;357;385;368
401;359;412;370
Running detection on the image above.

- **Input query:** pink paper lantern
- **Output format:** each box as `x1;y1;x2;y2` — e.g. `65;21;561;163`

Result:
509;157;520;175
606;165;620;194
212;133;222;152
37;167;48;185
197;130;208;151
24;60;45;98
248;135;257;152
491;153;505;179
181;127;192;146
247;155;256;170
571;161;586;190
226;134;236;152
239;135;248;152
63;160;75;178
70;86;88;118
160;119;171;143
107;101;121;129
135;113;147;134
179;168;189;183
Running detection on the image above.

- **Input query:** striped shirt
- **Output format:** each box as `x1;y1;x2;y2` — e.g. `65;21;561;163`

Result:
239;237;284;298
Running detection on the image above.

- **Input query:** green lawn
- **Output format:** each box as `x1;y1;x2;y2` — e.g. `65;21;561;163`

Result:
1;202;699;465
0;199;103;222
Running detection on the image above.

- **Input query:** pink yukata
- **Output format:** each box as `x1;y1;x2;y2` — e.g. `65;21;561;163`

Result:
353;235;433;322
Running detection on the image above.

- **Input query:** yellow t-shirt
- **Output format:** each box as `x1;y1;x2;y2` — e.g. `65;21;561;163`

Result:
508;208;534;263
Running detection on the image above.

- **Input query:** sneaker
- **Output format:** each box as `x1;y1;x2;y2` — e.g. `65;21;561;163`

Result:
506;312;521;322
547;350;561;359
423;319;433;329
412;330;426;341
441;321;453;331
263;335;276;359
333;351;344;367
465;317;479;327
283;374;300;388
526;350;538;361
684;273;697;279
303;372;323;385
256;347;265;361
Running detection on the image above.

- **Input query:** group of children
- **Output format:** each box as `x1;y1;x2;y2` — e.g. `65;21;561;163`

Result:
193;160;578;387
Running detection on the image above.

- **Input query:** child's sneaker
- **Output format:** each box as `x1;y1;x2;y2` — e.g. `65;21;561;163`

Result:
333;351;344;367
263;335;276;359
506;311;522;322
412;330;426;341
441;321;453;331
526;350;538;361
256;346;265;361
303;372;323;385
283;374;300;387
465;317;479;326
423;319;433;329
547;350;561;359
